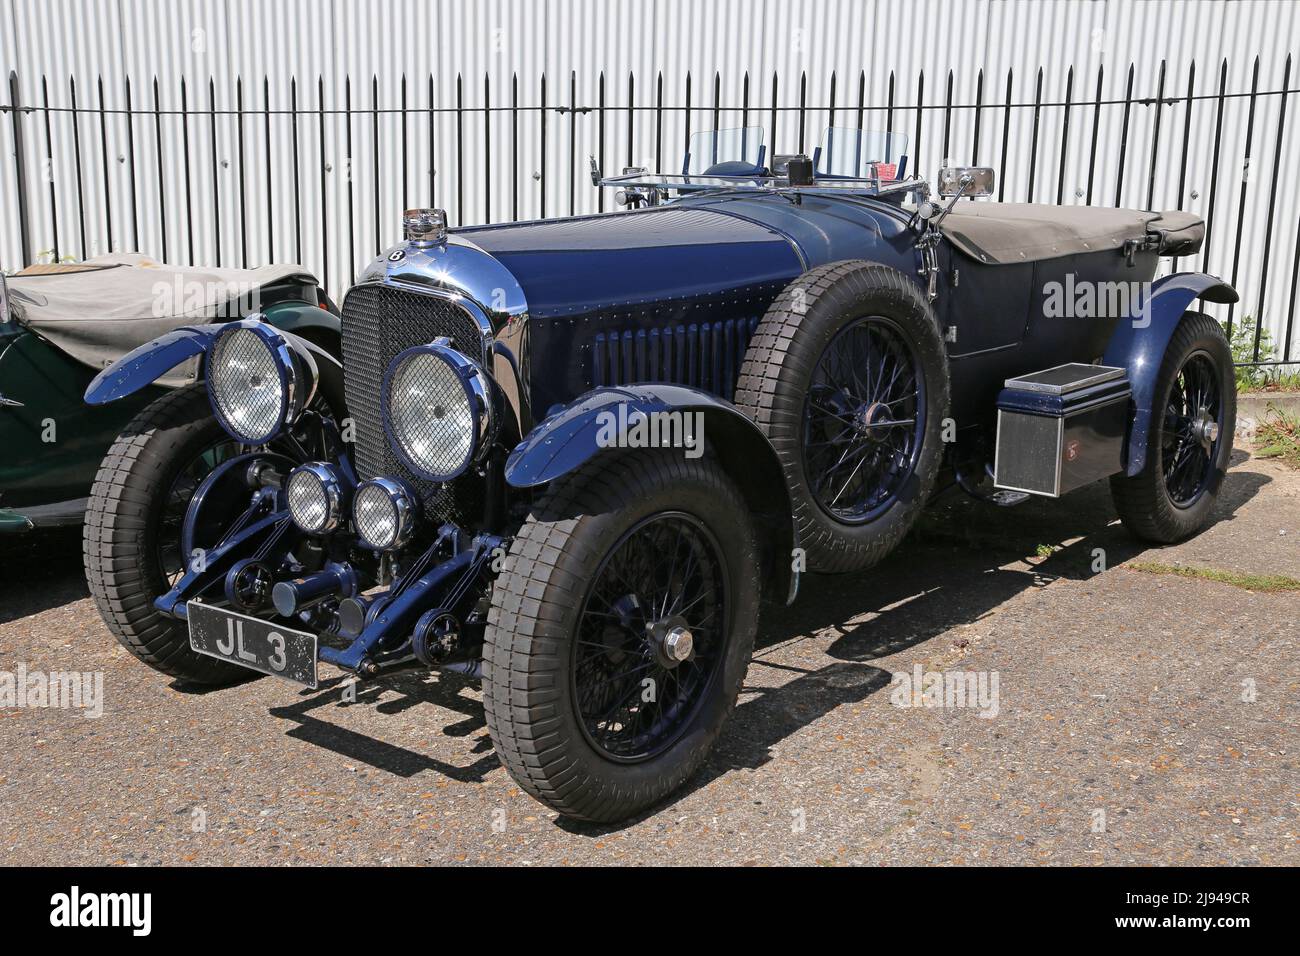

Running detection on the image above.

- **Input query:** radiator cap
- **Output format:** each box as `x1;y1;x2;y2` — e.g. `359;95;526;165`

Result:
403;208;447;243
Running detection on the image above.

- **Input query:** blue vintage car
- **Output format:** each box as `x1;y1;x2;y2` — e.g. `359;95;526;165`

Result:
82;127;1235;822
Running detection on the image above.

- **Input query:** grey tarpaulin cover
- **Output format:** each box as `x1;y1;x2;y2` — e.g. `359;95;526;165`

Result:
7;253;315;386
938;203;1205;264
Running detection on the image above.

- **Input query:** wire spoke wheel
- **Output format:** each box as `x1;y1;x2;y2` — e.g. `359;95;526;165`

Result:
1110;311;1236;545
572;512;728;763
802;315;925;523
1160;351;1222;508
485;451;759;822
735;261;948;574
153;415;323;586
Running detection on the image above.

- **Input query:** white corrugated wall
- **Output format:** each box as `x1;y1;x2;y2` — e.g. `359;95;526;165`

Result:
2;0;1297;362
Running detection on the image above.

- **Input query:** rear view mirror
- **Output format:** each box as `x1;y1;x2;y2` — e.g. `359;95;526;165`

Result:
937;166;995;198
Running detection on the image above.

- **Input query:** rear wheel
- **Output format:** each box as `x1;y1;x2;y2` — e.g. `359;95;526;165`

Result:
483;451;760;823
83;384;247;685
735;260;949;573
1110;311;1236;543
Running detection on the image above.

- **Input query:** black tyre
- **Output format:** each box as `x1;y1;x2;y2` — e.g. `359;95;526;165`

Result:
735;260;949;573
83;384;246;685
483;450;760;823
1110;311;1236;543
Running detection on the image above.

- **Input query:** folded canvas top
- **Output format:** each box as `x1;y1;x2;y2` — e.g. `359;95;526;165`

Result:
939;203;1204;264
7;253;316;385
1144;209;1204;257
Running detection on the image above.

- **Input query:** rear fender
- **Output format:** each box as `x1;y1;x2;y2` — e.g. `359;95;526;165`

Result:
505;385;800;604
1101;272;1237;476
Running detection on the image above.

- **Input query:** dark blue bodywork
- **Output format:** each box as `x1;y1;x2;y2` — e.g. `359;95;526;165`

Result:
456;191;1228;493
85;178;1235;680
458;194;917;418
1102;273;1237;475
84;324;226;406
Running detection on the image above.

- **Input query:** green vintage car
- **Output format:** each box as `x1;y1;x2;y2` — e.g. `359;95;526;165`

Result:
0;256;339;533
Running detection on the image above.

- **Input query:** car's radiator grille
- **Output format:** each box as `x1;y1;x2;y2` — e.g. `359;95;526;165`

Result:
340;283;487;526
591;317;761;400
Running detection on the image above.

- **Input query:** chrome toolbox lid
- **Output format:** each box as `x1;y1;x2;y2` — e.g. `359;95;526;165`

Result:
1003;363;1127;396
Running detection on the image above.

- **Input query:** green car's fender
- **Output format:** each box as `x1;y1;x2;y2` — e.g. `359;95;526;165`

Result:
0;296;339;532
258;299;342;356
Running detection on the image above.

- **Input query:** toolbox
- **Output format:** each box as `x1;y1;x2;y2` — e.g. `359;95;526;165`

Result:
993;363;1131;497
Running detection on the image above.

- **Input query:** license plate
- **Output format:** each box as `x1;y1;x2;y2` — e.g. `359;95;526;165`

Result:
188;602;318;688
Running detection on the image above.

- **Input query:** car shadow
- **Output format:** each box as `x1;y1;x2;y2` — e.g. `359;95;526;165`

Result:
0;527;89;624
266;668;502;783
559;457;1271;835
237;452;1268;830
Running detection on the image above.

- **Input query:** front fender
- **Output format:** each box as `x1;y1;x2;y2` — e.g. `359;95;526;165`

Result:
1102;272;1237;476
84;324;222;405
506;384;800;604
84;318;347;420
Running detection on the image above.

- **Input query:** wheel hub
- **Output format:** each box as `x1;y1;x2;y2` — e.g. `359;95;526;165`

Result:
1192;407;1220;451
853;401;897;440
646;616;693;668
663;626;694;663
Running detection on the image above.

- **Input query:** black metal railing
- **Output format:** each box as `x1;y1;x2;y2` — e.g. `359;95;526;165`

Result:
3;60;1298;367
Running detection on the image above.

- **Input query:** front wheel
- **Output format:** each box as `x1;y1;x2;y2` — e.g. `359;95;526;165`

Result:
1110;311;1236;543
483;451;760;823
83;384;247;685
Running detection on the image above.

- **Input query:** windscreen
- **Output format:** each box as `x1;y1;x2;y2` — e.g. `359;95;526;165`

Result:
683;126;766;175
816;127;909;179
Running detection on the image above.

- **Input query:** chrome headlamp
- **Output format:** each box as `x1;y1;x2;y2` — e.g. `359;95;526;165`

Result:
285;462;346;535
382;338;495;482
206;322;307;444
352;478;418;551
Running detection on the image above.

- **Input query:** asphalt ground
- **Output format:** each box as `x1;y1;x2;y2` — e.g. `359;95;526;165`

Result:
0;442;1295;865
